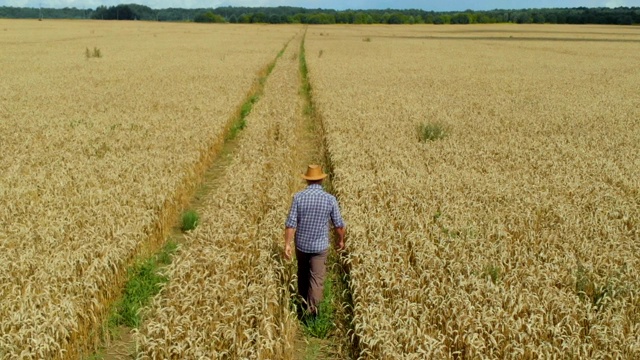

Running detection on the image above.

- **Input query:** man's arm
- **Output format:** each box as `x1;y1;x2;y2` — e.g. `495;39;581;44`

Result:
334;227;345;251
329;196;346;251
284;196;298;261
284;227;295;260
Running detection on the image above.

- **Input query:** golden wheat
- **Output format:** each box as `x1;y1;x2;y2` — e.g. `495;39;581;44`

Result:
0;20;297;359
3;21;638;359
135;31;304;358
305;24;640;359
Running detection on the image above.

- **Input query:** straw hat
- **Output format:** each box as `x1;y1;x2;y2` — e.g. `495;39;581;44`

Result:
301;164;327;181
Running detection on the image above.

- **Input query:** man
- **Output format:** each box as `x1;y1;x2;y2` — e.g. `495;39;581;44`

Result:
284;164;345;316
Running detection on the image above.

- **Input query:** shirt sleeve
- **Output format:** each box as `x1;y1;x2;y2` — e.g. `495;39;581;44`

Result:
285;195;298;228
329;196;345;228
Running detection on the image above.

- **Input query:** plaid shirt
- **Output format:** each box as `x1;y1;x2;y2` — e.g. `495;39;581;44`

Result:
285;184;345;253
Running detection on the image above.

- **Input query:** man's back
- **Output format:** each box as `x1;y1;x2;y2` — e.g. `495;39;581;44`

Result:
286;184;344;253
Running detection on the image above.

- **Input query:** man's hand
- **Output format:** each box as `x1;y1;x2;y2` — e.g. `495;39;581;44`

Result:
335;227;345;252
284;227;295;261
284;243;292;260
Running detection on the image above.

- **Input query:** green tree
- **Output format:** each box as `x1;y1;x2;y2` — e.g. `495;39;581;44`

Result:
251;12;267;23
239;13;251;23
387;13;406;24
451;13;470;24
354;12;373;24
194;11;225;23
532;12;545;23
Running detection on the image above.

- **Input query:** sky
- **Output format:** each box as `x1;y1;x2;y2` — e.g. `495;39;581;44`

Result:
2;0;639;11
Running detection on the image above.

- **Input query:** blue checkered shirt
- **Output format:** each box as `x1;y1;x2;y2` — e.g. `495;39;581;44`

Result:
285;184;345;253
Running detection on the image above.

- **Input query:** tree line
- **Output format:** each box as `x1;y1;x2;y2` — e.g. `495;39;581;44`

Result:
1;5;639;25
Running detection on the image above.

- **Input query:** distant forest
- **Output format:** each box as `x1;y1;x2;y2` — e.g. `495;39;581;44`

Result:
1;5;639;25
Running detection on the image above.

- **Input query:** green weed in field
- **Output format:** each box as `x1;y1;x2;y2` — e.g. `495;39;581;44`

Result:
418;122;447;142
85;47;102;59
181;210;199;232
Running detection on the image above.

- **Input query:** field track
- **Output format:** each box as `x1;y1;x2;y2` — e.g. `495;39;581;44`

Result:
135;28;356;359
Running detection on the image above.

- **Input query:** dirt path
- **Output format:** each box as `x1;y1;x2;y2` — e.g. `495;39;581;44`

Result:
290;30;357;360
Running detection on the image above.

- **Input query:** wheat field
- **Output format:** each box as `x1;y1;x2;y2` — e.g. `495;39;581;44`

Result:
1;20;639;359
0;20;297;359
135;31;305;359
305;24;640;358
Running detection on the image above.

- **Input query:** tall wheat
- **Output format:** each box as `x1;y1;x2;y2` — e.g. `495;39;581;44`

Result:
0;20;298;359
305;24;640;358
135;31;304;358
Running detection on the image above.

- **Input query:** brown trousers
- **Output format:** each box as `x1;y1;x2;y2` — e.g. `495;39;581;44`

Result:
296;248;328;314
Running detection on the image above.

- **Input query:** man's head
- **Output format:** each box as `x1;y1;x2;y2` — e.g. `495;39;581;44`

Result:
302;164;327;185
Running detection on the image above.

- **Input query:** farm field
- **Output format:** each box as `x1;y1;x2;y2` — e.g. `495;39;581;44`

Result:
0;20;639;359
135;31;305;359
0;19;298;358
305;24;640;358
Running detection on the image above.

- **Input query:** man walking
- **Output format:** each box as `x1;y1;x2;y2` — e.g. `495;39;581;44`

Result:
284;164;345;316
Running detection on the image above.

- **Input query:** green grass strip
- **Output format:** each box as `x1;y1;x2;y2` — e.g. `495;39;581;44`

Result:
297;31;340;340
299;34;313;116
108;241;178;328
226;43;287;142
301;275;335;338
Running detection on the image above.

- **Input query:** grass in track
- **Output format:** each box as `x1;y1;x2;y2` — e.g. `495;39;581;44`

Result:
88;41;291;360
293;30;358;360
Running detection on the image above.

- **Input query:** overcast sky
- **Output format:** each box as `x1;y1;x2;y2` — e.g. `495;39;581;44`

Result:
2;0;639;11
